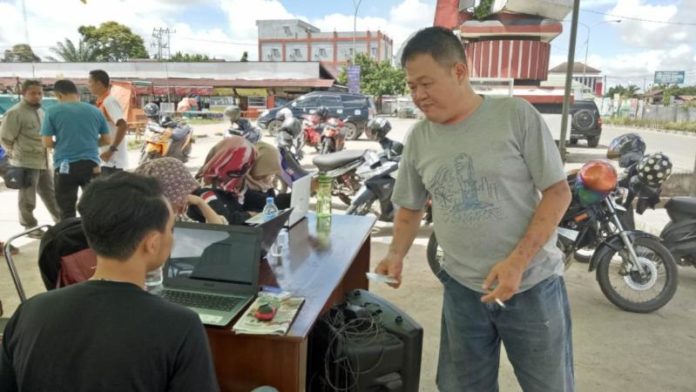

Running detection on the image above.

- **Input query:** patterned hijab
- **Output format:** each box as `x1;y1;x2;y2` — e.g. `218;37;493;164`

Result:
197;136;256;201
135;157;199;208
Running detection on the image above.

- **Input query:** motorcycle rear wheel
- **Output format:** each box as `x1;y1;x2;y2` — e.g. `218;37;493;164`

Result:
596;236;678;313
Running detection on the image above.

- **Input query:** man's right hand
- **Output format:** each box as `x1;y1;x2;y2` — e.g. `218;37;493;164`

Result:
374;254;404;289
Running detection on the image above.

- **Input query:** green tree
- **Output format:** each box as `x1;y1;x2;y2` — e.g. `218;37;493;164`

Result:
46;38;98;62
605;84;640;98
78;21;149;61
2;44;41;62
169;51;210;62
240;51;249;62
337;53;407;98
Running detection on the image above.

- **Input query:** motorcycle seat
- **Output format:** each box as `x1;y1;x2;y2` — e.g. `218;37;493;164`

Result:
665;197;696;221
312;149;366;172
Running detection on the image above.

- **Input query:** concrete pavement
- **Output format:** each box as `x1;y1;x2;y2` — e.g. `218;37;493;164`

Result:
1;119;695;391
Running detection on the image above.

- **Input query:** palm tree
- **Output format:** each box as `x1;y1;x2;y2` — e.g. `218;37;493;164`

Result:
46;39;98;62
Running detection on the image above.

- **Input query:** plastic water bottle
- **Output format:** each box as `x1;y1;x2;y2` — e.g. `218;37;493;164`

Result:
271;228;289;258
262;197;279;220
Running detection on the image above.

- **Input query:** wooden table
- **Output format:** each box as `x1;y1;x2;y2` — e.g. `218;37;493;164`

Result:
206;213;376;392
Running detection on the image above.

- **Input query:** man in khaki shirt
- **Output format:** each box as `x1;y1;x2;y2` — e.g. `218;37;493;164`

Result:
0;80;61;237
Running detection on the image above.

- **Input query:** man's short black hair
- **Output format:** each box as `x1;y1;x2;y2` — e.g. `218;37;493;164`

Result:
400;26;467;68
89;69;110;87
77;172;170;261
21;79;42;93
53;80;79;95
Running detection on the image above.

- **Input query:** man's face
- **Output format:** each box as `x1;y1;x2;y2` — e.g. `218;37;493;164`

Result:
405;54;467;124
87;76;105;95
23;85;43;106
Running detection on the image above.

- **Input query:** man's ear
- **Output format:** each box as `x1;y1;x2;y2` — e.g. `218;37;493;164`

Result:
453;62;469;84
142;230;162;257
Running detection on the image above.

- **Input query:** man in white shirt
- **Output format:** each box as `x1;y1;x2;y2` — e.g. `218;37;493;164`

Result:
88;69;129;174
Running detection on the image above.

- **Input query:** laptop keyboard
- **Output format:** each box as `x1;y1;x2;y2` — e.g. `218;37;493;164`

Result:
161;290;244;312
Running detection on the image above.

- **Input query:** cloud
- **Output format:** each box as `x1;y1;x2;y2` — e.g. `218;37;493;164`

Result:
311;0;435;58
607;0;690;49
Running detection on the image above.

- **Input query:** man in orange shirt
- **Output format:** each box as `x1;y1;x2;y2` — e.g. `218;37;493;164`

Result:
88;70;129;175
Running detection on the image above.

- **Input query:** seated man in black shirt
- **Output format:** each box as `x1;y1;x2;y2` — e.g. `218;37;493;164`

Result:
0;172;219;392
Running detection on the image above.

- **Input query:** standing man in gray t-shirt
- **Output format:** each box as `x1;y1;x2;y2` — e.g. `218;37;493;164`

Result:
376;27;574;391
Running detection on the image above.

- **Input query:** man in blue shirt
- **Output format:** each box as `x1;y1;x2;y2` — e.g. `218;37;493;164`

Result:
41;80;111;219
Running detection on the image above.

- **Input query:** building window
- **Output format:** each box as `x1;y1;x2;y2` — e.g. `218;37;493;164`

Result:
271;48;280;58
283;26;292;36
293;48;302;57
371;47;377;57
319;48;327;57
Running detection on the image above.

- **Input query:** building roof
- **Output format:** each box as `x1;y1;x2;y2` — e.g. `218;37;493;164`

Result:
256;19;320;33
0;61;336;90
549;62;601;74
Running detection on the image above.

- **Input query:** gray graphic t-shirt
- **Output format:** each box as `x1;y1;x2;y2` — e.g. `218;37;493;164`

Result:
392;96;566;293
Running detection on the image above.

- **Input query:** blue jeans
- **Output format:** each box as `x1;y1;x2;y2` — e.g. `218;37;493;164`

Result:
436;272;574;392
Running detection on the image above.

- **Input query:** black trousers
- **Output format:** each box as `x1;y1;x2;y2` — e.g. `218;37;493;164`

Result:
54;160;98;220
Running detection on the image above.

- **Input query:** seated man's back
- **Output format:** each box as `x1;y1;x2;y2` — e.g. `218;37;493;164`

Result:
0;172;218;392
1;280;217;392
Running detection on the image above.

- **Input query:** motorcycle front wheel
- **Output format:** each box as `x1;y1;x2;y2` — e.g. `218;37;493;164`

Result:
596;236;678;313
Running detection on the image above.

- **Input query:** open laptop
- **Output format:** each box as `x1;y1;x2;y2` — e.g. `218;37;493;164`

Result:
286;174;312;228
158;222;262;327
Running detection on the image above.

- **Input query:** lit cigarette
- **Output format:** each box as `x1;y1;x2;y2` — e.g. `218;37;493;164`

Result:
495;298;506;308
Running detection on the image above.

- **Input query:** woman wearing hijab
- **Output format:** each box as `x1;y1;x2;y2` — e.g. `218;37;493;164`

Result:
134;157;225;225
243;141;291;212
190;136;258;225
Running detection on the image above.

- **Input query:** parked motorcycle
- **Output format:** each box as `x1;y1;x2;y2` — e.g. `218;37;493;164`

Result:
346;118;403;221
302;113;323;151
276;117;310;192
427;160;679;313
312;149;368;206
319;117;346;155
139;116;193;165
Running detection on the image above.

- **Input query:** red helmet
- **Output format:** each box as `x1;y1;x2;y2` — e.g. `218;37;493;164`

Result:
578;160;617;193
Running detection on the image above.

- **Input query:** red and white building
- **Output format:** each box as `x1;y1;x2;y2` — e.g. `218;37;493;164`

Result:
256;19;393;68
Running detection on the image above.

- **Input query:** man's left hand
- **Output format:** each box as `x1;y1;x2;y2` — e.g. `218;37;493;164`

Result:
480;256;526;304
100;150;114;162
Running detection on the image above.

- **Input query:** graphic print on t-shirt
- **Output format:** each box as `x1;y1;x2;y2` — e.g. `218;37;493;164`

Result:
429;152;503;224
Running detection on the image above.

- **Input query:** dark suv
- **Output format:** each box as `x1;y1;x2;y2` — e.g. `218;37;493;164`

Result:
257;91;376;140
569;100;602;147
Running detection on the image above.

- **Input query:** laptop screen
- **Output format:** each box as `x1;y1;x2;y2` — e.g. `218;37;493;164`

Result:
164;224;261;289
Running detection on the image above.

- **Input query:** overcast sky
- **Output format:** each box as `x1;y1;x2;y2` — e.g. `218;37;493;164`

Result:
0;0;694;89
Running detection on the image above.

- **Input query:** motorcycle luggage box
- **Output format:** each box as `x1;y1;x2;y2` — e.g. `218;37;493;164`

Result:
665;197;696;222
313;149;366;172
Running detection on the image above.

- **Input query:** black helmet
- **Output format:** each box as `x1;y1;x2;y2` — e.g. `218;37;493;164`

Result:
315;106;329;119
160;115;175;128
367;118;392;140
143;102;160;119
224;105;241;122
636;152;672;187
280;117;302;137
607;133;646;168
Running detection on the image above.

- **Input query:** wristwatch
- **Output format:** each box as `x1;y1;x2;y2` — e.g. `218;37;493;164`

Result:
108;145;118;153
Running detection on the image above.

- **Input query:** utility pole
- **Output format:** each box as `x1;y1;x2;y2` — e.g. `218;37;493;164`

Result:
691;153;696;196
151;27;175;61
352;0;363;62
559;0;581;162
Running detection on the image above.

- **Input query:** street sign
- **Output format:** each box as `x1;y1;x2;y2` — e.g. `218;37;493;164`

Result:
654;71;685;85
347;65;361;94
